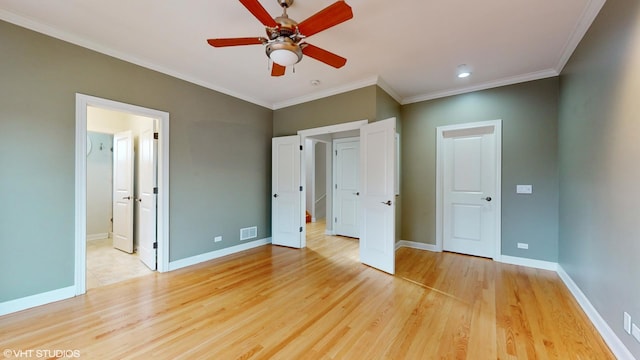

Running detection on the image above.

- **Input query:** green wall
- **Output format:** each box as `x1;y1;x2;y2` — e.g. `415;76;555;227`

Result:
558;0;640;356
0;20;273;302
273;86;377;136
401;78;559;261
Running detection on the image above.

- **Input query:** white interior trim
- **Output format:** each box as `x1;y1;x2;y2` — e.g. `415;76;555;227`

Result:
169;237;271;271
497;255;558;271
86;233;110;242
395;240;439;252
297;119;369;246
0;286;75;317
557;265;636;360
75;94;170;297
435;119;502;258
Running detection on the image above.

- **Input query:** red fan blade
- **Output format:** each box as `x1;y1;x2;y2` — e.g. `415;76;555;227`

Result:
271;63;286;77
239;0;278;27
207;37;265;47
297;1;353;37
302;43;347;68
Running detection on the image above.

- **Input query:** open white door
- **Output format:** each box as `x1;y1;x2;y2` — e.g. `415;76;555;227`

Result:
272;135;303;248
359;118;396;274
334;138;360;238
112;130;134;253
138;121;157;270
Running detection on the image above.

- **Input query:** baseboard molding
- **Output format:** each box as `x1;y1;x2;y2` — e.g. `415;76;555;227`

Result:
168;237;272;271
497;255;558;271
395;240;439;252
0;286;76;317
86;233;109;241
557;266;636;360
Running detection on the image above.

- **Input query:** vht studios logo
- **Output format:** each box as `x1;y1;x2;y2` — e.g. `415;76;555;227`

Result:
3;349;81;358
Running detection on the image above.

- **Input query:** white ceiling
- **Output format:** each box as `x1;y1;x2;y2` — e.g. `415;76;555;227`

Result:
0;0;605;109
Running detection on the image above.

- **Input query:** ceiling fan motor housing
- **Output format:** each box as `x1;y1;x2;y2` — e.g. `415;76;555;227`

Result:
278;0;294;8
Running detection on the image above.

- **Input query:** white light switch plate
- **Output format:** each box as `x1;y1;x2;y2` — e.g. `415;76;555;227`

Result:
214;236;222;242
624;312;632;334
516;185;533;194
632;323;640;342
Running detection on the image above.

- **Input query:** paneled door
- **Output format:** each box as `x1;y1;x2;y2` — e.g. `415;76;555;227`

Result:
359;118;396;274
112;130;134;253
272;135;303;248
333;138;360;238
440;122;500;258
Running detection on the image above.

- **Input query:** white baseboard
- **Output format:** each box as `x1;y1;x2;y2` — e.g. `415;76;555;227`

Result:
0;286;76;316
86;233;109;241
395;240;439;252
557;266;636;360
497;255;558;271
168;237;272;271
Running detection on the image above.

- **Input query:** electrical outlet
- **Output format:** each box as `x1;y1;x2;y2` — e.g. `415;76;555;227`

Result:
632;323;640;342
214;236;222;243
517;242;529;249
624;312;632;334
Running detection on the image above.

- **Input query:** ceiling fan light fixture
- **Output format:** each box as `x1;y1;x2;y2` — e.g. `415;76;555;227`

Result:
270;49;300;66
266;38;302;66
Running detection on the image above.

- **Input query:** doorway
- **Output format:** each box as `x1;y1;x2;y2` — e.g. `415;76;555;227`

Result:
85;107;156;288
435;120;502;259
75;94;170;295
272;118;397;274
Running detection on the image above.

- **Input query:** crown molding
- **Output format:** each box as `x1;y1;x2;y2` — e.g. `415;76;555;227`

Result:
554;0;606;72
272;76;379;110
401;69;558;105
0;9;273;109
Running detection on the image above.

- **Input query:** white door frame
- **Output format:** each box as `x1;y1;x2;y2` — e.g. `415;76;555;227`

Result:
298;119;368;246
75;94;170;295
435;119;502;259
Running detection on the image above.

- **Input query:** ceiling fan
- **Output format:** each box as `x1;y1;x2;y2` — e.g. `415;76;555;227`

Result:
207;0;353;77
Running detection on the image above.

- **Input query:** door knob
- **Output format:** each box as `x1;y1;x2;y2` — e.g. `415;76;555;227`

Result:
482;196;492;202
273;194;278;198
381;200;392;206
122;196;131;200
353;192;360;196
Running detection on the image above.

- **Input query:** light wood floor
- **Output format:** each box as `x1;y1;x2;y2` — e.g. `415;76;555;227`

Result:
0;222;613;359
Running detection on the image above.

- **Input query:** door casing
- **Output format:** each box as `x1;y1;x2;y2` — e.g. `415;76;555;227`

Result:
75;94;170;295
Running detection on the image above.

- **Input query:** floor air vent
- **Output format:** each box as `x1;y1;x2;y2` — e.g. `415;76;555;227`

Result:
240;226;257;241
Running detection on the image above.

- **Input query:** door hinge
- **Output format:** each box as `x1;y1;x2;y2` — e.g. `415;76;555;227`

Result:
300;145;303;151
335;184;338;189
300;186;303;191
153;242;157;249
153;187;158;194
153;132;159;140
334;217;338;223
335;150;338;156
299;226;303;233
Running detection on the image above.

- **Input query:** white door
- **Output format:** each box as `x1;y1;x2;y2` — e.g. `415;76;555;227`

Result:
112;130;134;253
137;121;157;270
441;122;500;258
333;138;360;238
359;118;396;274
272;135;303;248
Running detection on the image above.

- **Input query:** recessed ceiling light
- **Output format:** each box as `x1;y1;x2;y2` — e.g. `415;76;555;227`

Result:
310;80;321;86
457;64;472;78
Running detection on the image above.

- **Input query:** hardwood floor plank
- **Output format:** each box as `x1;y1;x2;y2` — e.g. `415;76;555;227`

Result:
0;221;614;359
